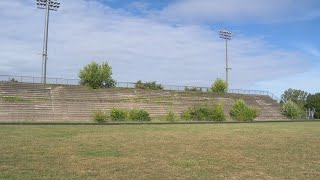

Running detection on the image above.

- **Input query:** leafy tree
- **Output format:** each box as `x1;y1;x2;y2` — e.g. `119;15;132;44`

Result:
281;89;309;107
211;79;228;93
79;61;116;89
305;93;320;118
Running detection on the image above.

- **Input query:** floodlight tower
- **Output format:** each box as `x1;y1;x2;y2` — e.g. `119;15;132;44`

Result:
36;0;60;84
219;29;232;89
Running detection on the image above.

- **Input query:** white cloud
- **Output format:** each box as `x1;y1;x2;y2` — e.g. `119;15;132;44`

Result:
161;0;320;23
254;63;320;96
0;0;313;90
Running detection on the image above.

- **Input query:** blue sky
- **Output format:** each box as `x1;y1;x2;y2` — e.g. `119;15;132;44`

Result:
0;0;319;97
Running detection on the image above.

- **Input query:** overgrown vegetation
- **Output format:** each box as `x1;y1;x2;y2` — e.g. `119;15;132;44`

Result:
166;111;176;122
282;100;303;119
110;108;127;122
79;61;116;89
93;110;108;123
135;80;164;90
211;79;228;94
127;109;151;122
230;99;257;121
184;87;202;92
93;108;151;122
1;96;32;103
10;78;18;83
181;103;225;121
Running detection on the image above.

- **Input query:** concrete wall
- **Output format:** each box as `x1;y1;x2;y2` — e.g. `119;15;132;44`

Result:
0;82;285;122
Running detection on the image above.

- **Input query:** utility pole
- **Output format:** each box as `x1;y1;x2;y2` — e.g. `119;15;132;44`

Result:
219;29;232;89
36;0;60;84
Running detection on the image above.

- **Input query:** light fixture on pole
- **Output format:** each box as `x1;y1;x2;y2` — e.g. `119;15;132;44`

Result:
36;0;60;84
219;29;232;90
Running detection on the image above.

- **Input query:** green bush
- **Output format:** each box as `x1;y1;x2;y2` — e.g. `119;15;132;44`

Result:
110;108;127;122
79;61;116;89
166;111;176;122
181;109;192;121
181;104;225;121
212;103;225;121
93;110;108;123
135;80;164;90
282;100;303;119
230;100;257;121
211;79;228;93
128;109;151;122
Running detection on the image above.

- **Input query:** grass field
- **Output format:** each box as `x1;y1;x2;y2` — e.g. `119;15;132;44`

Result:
0;122;319;179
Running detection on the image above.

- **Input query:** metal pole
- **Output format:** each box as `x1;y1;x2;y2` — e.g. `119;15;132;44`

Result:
42;0;50;84
226;39;228;86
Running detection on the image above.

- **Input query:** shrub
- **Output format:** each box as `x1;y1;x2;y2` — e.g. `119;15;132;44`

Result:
181;109;192;121
211;79;228;93
282;100;303;119
110;108;127;122
79;61;116;89
181;104;225;121
211;103;225;121
230;100;257;121
128;109;151;122
10;78;18;83
185;87;202;92
93;110;108;123
135;80;163;90
166;111;176;122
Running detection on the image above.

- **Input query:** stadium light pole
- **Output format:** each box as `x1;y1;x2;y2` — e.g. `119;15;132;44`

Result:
219;29;232;90
36;0;60;84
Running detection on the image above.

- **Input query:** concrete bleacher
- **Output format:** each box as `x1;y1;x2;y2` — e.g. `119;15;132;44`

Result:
0;82;285;122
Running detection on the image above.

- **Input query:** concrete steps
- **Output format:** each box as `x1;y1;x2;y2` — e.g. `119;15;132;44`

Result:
0;82;286;122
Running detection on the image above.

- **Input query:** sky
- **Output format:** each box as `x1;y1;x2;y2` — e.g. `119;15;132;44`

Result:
0;0;319;97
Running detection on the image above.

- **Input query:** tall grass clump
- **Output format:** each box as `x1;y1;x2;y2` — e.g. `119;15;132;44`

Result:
93;110;108;123
282;100;303;119
166;111;176;122
230;99;257;121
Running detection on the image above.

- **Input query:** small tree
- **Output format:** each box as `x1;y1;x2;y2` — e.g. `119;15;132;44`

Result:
79;61;116;89
211;79;228;93
281;88;309;107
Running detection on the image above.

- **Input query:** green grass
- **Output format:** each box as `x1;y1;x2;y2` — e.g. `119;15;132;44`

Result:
0;96;49;103
1;96;33;103
0;122;319;179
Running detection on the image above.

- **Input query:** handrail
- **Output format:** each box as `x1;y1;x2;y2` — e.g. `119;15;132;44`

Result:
0;75;280;102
